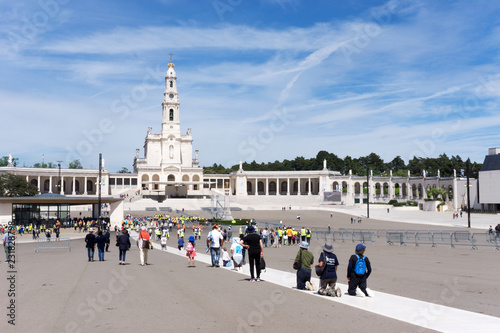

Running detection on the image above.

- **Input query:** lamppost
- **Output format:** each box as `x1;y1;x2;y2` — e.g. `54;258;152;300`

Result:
57;161;63;194
466;158;471;228
97;154;102;229
366;166;370;219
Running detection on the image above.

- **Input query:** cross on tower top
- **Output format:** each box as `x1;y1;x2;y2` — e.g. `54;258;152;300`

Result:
169;52;174;61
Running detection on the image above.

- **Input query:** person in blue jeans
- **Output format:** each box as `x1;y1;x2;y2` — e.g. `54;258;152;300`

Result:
85;228;96;262
207;225;223;267
117;229;131;265
293;241;315;290
96;230;107;261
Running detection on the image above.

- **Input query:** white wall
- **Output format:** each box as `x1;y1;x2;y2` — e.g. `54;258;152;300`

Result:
479;170;500;204
0;203;12;223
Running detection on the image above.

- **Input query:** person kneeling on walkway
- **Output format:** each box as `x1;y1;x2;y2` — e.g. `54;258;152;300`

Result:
294;241;315;291
347;244;372;297
316;242;341;297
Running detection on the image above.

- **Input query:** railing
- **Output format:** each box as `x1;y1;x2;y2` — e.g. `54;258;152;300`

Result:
34;237;71;253
254;221;500;251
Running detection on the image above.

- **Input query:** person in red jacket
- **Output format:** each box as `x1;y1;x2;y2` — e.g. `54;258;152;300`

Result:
136;225;151;266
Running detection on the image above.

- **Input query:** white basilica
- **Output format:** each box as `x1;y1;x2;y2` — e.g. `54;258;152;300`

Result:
1;60;499;217
133;60;203;197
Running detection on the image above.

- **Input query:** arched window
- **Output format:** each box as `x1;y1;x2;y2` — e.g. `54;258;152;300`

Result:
169;109;174;121
280;181;287;194
169;81;173;88
87;180;93;193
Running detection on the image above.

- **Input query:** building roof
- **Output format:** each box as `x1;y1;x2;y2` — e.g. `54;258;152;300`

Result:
0;194;122;204
481;154;500;171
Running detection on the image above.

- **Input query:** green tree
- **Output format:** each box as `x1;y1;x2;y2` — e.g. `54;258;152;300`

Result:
0;156;19;167
428;187;446;200
117;167;131;173
0;174;39;197
33;162;57;168
68;159;83;169
389;156;406;172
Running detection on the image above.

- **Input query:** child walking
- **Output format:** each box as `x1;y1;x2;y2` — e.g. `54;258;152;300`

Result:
178;236;184;251
161;234;167;251
186;236;196;267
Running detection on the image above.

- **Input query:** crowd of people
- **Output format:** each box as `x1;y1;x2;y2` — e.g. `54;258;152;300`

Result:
87;215;373;298
0;222;64;241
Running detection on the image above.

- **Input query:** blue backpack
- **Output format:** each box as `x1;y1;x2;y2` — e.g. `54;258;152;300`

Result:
354;254;366;275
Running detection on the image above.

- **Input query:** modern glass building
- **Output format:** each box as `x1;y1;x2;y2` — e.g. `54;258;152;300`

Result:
0;193;123;226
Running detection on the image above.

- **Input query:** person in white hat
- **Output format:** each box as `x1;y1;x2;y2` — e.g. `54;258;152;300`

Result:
85;228;96;262
316;242;341;297
293;241;315;291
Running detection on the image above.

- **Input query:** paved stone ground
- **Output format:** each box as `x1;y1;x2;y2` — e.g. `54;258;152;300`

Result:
1;208;499;332
1;238;438;333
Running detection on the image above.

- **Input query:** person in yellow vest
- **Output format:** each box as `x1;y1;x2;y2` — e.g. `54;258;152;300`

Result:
300;227;307;242
306;228;311;245
179;230;184;239
292;229;298;245
278;228;283;247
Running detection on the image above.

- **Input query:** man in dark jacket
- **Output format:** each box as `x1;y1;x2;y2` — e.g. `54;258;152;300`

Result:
347;243;372;297
117;229;131;265
105;229;111;252
85;228;96;262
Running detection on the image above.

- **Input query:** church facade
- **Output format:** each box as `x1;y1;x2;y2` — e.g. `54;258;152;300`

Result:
1;61;492;212
133;60;203;197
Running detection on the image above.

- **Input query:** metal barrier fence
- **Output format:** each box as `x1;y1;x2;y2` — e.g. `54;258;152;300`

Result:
34;237;71;253
256;222;500;251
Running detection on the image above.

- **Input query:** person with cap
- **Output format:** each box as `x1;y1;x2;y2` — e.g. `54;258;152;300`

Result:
316;242;341;297
347;244;372;297
240;225;264;282
85;228;96;262
186;235;196;267
136;225;151;266
293;241;315;291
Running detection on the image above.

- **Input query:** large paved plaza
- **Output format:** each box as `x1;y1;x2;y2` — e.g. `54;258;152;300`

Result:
1;208;500;333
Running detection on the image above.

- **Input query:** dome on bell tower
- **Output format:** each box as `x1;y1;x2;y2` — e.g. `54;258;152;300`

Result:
166;61;176;77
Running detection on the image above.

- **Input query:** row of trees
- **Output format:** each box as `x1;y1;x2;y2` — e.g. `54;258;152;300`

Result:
203;151;483;178
0;156;135;173
0;156;85;169
0;174;39;197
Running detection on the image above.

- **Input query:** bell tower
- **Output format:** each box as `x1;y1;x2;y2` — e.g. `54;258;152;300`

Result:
162;53;180;136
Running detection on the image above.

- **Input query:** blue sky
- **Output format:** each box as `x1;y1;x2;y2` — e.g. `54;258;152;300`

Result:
1;0;500;172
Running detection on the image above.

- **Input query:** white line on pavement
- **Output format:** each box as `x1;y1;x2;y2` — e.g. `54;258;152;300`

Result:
136;233;500;333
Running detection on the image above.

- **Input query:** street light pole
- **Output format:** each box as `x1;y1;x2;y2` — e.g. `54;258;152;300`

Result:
366;166;370;219
466;158;471;228
57;161;63;194
98;153;102;229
